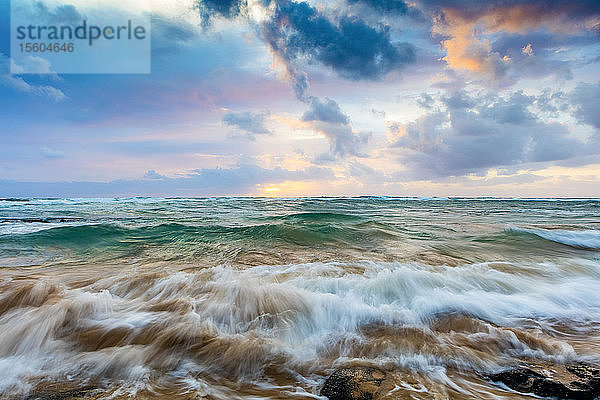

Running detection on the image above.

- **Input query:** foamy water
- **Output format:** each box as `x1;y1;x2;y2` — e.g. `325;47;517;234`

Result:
506;225;600;249
0;198;599;399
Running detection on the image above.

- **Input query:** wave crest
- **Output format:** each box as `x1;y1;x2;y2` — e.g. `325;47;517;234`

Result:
505;226;600;249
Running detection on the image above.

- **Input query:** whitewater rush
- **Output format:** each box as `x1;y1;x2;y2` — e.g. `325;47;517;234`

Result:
15;20;146;47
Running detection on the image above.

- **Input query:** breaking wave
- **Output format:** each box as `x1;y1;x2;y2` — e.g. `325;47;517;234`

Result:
1;260;598;397
506;226;600;249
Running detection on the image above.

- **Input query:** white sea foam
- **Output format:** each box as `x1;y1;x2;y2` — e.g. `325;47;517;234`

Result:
506;226;600;249
1;259;599;397
0;222;72;235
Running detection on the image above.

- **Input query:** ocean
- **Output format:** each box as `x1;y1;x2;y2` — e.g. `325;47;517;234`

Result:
0;197;599;399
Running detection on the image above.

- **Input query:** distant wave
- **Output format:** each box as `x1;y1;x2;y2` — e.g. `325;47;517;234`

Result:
0;218;83;223
0;198;30;202
272;212;364;222
505;226;600;249
0;220;398;248
0;222;89;236
2;197;599;205
0;218;85;235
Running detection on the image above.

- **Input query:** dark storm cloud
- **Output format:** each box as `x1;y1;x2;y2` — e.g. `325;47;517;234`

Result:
196;0;416;107
267;1;415;81
389;90;594;179
222;111;271;139
195;0;246;25
346;0;409;15
258;0;416;101
260;2;390;157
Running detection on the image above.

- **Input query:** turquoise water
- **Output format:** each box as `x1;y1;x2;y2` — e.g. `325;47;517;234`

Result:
2;197;599;267
0;198;599;398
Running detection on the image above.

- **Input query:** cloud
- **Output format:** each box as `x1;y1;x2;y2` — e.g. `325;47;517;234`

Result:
521;43;533;56
32;85;67;102
277;1;415;79
143;170;167;180
10;55;57;75
41;146;65;159
433;13;510;81
492;30;598;56
151;15;199;56
416;93;436;109
346;0;409;15
301;97;370;159
441;90;476;110
262;0;415;99
370;108;386;118
571;82;600;131
195;0;247;27
429;1;600;83
33;2;82;24
422;0;600;29
533;88;570;116
347;161;391;183
0;163;335;197
0;53;66;101
388;89;593;179
0;74;66;102
302;97;349;125
223;110;271;139
194;0;416;104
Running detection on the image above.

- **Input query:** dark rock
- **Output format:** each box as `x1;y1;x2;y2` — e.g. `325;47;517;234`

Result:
320;366;386;400
488;363;600;399
25;384;98;400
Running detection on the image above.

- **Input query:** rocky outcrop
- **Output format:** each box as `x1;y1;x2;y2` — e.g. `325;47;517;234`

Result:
320;366;386;400
488;363;600;399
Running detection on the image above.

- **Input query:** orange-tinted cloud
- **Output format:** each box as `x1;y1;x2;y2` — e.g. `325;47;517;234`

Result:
433;2;599;79
434;15;509;79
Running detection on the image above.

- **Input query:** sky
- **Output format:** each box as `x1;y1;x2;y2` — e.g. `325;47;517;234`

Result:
0;0;599;197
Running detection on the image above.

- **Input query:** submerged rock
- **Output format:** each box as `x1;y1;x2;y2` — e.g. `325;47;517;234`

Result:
320;366;386;400
488;363;600;399
24;383;98;400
